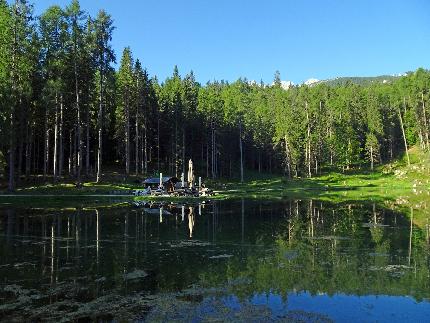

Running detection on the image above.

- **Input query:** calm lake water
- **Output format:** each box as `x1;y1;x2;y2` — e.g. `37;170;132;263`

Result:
1;199;430;322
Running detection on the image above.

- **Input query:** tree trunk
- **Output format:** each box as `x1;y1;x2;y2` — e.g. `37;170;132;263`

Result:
315;157;318;175
69;130;73;175
85;103;90;176
135;103;139;176
35;136;39;174
284;135;291;178
169;136;173;175
144;123;147;174
25;120;31;178
73;126;77;176
346;139;351;170
59;95;64;177
76;80;81;184
206;140;209;178
17;100;24;180
96;72;103;183
9;1;17;191
71;20;82;184
174;119;178;177
211;124;215;179
182;129;186;176
125;96;130;176
370;145;374;170
69;131;72;175
399;99;410;166
305;102;312;178
421;92;429;150
239;121;244;183
53;93;59;182
43;105;50;179
9;108;15;191
157;117;160;172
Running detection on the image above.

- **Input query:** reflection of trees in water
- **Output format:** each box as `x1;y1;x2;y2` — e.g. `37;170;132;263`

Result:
1;201;430;301
199;201;430;301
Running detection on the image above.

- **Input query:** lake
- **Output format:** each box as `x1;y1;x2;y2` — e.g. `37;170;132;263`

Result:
1;199;429;322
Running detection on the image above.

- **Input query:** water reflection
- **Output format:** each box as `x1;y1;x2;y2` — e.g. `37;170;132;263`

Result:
0;199;429;321
188;206;195;238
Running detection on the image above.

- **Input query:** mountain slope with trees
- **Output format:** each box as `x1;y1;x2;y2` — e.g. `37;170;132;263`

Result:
318;74;404;87
0;0;429;191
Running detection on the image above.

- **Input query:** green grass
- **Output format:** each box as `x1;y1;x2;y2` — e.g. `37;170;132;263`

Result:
1;147;429;224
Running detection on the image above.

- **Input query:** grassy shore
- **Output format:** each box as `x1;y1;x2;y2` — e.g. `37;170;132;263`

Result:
1;147;429;222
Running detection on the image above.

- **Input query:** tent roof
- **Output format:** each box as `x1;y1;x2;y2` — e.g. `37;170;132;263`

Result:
143;177;180;184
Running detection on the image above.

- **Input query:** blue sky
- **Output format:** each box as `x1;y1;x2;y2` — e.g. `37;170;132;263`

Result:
32;0;430;84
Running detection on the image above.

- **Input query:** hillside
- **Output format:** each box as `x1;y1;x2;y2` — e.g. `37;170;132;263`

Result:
318;74;407;86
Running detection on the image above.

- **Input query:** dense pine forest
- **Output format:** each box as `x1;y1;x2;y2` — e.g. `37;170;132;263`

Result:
1;0;430;191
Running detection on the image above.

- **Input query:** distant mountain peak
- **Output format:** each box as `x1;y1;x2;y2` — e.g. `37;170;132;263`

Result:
318;73;405;86
280;80;294;89
304;78;319;86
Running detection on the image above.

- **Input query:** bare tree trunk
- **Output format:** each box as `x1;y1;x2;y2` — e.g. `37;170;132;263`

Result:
201;142;204;175
258;151;262;173
140;124;144;174
34;136;39;174
421;92;429;150
174;119;178;177
389;137;393;160
419;130;425;150
9;109;15;191
25;120;31;178
182;129;185;176
76;82;81;184
346;139;351;171
211;124;215;179
9;2;17;191
71;20;82;183
85;103;90;176
125;96;130;176
315;157;318;175
305;102;312;178
284;135;291;178
135;103;139;176
59;95;64;177
96;73;103;183
370;145;374;171
43;105;50;179
144;123;147;174
17;100;24;180
206;140;209;178
53;93;59;182
157;118;160;172
171;134;175;175
399;98;410;166
73;127;77;176
69;130;73;175
239;121;244;183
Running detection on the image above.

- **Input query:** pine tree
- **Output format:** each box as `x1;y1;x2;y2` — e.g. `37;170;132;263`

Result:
7;0;35;190
116;47;134;176
93;9;114;183
65;0;87;183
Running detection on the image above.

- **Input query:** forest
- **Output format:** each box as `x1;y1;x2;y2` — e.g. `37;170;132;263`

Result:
1;0;430;191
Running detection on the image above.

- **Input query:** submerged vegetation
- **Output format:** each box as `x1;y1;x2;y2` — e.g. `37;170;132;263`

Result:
1;200;429;321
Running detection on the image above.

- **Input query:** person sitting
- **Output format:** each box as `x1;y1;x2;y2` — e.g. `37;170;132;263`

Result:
166;181;174;193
